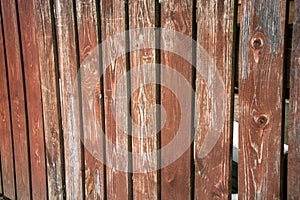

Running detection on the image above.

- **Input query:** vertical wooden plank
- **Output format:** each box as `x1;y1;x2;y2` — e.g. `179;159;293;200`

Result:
0;161;1;195
194;0;235;198
100;1;129;199
128;0;157;199
0;1;31;199
288;0;300;198
17;0;48;199
34;0;64;198
0;8;16;199
160;0;193;199
239;0;286;198
75;0;105;199
53;0;83;198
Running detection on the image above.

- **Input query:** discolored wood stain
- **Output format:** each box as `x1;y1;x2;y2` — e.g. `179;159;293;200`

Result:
100;0;130;199
194;0;235;199
53;0;83;198
128;0;157;199
288;0;300;198
75;0;105;199
239;0;286;198
34;0;64;198
161;0;193;199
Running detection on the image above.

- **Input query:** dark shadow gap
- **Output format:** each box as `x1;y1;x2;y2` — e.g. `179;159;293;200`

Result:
95;0;107;199
124;1;133;200
155;1;161;199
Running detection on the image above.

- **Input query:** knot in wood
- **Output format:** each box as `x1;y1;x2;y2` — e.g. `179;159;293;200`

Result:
254;114;269;128
251;37;264;50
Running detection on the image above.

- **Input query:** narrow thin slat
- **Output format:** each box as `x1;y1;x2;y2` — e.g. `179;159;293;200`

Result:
100;1;129;199
194;0;235;198
34;0;64;198
0;1;31;199
0;9;15;199
17;0;48;198
0;160;1;195
53;0;83;198
75;0;105;199
160;0;193;199
239;0;286;198
288;0;300;198
128;0;157;199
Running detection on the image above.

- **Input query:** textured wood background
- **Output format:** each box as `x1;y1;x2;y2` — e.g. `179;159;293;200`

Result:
0;0;298;199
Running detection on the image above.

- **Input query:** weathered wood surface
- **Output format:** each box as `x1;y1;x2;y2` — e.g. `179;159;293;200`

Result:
288;0;300;198
100;1;130;199
17;0;48;198
160;0;193;199
194;0;235;198
75;0;105;199
34;0;64;198
239;0;286;198
128;0;157;199
1;1;31;199
53;0;83;198
0;8;15;199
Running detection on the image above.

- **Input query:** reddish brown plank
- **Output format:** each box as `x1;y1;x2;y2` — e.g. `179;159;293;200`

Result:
194;0;235;198
239;0;286;198
75;0;105;199
160;0;193;199
17;0;48;199
0;1;31;199
128;0;157;199
53;0;83;198
34;0;64;198
100;1;130;199
0;8;15;199
288;0;300;198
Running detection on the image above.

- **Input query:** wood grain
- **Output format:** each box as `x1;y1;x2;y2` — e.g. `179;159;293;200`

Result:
0;1;31;199
288;0;300;198
128;0;157;199
53;0;83;198
75;0;105;199
34;0;64;198
239;0;286;198
194;0;235;198
17;0;48;198
160;0;193;199
100;0;130;199
0;8;15;199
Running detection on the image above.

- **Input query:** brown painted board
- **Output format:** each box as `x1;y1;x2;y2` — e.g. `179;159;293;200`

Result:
0;8;15;199
160;0;193;199
238;0;286;198
194;0;235;198
0;1;31;199
0;162;3;194
53;0;83;198
100;1;130;199
75;0;105;199
288;0;300;198
34;0;64;198
128;0;157;199
17;1;48;199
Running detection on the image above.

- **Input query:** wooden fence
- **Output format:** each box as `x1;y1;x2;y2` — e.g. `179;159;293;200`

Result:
0;0;299;199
